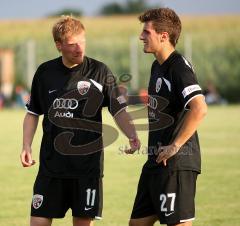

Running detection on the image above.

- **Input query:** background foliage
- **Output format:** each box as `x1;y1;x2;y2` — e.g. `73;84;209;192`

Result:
0;15;239;102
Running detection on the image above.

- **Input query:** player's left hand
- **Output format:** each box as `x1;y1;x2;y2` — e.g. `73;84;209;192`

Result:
156;143;181;166
125;137;141;154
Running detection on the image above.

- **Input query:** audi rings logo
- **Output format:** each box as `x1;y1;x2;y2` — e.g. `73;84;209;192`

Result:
53;98;78;110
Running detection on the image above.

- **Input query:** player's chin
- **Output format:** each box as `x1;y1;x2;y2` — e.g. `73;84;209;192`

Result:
143;48;152;53
73;56;84;64
143;47;152;53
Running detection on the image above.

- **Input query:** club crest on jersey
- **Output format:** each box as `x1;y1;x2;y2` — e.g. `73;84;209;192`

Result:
156;78;162;93
32;194;43;209
77;81;91;95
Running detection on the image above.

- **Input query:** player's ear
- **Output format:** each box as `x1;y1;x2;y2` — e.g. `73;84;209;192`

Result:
160;32;169;42
55;41;62;52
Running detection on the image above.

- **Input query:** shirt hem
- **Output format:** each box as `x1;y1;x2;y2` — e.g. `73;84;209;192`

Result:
184;94;204;109
26;109;41;116
142;165;201;174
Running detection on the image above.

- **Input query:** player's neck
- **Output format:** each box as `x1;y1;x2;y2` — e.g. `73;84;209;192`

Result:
155;46;175;65
61;57;82;68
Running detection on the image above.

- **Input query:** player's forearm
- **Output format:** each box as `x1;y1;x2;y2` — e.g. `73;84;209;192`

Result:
114;109;138;139
23;113;39;150
173;99;207;148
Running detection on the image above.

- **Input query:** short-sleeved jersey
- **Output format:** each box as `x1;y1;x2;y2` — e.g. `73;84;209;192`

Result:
144;51;203;173
26;56;127;178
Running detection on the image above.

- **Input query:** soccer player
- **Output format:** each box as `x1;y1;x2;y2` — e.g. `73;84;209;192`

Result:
20;16;140;226
127;8;207;226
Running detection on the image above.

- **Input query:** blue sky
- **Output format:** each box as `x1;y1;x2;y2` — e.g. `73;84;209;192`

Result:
1;0;240;19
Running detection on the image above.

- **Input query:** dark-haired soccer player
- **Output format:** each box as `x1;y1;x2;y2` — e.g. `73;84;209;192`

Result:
20;16;140;226
127;8;207;226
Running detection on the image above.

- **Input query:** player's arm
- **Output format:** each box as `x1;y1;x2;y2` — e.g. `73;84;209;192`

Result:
156;95;207;165
114;109;141;154
20;112;39;167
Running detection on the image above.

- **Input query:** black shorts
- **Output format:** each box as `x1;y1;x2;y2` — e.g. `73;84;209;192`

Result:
31;174;103;219
130;168;198;225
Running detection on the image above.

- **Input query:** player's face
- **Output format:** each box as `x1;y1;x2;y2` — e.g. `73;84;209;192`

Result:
56;32;86;68
139;21;162;54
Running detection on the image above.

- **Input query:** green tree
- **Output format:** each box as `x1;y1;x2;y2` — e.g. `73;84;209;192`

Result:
100;3;124;15
125;0;148;14
100;0;153;15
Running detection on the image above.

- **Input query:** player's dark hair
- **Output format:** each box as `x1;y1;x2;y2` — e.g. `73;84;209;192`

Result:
139;8;182;47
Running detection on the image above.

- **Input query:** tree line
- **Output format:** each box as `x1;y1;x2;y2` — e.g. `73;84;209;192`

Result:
47;0;157;17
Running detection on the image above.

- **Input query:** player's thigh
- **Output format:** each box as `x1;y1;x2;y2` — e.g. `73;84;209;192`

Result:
151;170;197;225
71;177;103;219
31;175;68;218
129;215;158;226
30;216;52;226
130;171;155;219
73;217;93;226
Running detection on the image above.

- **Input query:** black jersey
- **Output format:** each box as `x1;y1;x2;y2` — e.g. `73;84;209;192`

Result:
145;51;203;173
26;56;127;178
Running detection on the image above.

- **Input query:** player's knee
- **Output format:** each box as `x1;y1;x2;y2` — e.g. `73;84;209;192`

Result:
73;217;93;226
169;222;192;226
129;216;157;226
129;219;141;226
30;216;52;226
129;219;134;226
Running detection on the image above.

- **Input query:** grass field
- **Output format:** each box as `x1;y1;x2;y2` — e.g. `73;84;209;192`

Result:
0;105;240;226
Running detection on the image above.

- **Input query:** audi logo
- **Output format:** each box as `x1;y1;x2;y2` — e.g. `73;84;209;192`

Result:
53;98;78;110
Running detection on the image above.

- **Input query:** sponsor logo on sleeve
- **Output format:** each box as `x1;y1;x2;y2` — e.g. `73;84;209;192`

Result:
182;85;201;98
117;95;127;104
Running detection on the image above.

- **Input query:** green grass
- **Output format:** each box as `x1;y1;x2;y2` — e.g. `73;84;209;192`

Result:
0;105;240;226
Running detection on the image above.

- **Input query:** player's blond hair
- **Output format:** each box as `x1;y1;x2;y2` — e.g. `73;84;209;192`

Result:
139;8;181;47
52;16;85;42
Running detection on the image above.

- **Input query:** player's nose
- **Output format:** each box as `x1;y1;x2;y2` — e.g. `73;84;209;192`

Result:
139;32;144;40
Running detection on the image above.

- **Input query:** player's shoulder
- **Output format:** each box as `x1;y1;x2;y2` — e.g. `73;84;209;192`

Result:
170;52;194;73
36;57;61;74
85;57;113;85
86;56;108;71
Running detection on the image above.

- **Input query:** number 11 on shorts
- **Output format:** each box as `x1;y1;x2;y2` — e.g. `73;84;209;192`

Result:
86;188;96;207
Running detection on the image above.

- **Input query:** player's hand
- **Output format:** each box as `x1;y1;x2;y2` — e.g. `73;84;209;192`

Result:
156;143;181;166
125;137;141;154
20;147;36;167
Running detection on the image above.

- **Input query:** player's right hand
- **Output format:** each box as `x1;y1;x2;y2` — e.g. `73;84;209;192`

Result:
20;148;36;167
125;137;141;154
